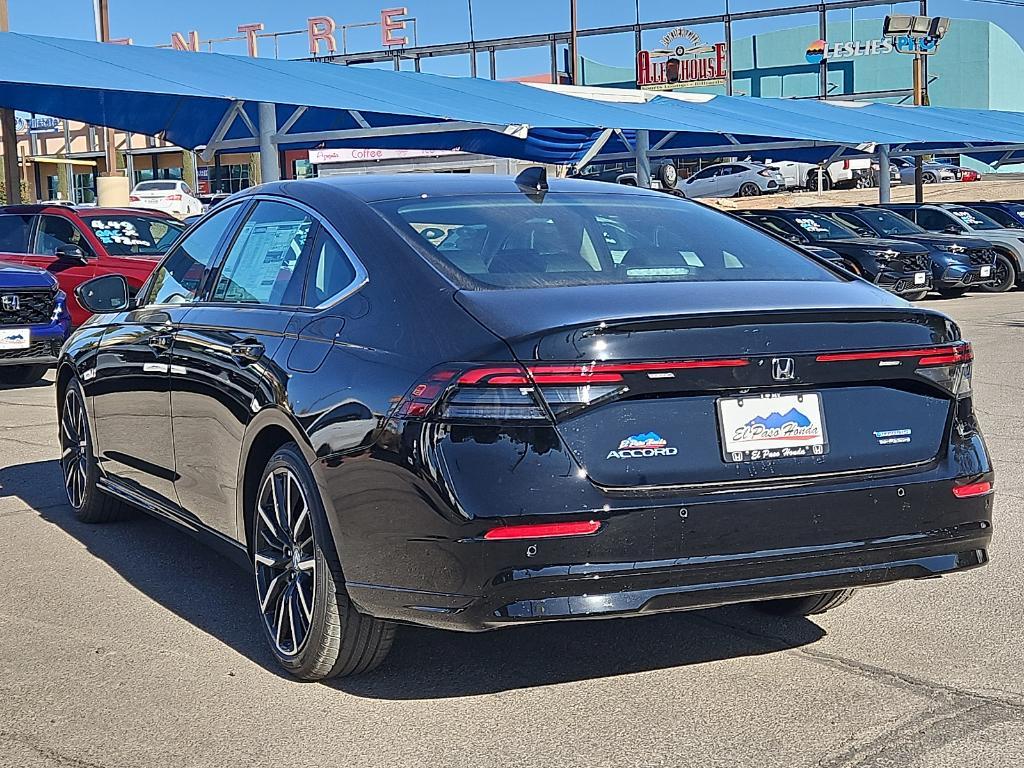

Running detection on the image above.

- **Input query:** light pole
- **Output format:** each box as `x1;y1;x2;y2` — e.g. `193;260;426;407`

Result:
569;0;579;85
0;0;20;204
93;0;118;180
884;14;950;203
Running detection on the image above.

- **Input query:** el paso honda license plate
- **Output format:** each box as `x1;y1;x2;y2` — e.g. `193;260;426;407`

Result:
718;392;829;462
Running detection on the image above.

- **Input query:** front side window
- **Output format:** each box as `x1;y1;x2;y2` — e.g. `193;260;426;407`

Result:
82;216;185;256
0;214;35;252
212;201;312;305
36;216;93;257
144;204;240;305
376;193;840;289
915;208;960;232
946;207;1001;230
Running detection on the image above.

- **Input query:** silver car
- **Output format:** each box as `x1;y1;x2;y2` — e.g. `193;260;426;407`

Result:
890;157;957;184
679;161;783;199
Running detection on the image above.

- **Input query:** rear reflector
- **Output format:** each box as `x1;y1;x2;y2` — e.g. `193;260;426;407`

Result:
952;480;993;499
483;520;601;540
816;343;972;367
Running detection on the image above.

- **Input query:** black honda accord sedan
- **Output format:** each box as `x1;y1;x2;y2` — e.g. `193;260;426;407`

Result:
59;173;993;680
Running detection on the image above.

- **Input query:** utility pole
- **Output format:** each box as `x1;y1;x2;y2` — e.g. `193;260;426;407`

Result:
569;0;579;85
94;0;118;180
0;0;21;204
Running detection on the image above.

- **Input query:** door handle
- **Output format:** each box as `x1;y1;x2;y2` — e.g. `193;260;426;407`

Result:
231;339;265;364
149;333;174;351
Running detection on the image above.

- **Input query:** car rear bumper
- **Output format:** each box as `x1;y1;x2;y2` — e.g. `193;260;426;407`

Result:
344;474;993;632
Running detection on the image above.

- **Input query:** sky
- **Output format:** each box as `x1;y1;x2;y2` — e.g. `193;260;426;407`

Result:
7;0;1023;77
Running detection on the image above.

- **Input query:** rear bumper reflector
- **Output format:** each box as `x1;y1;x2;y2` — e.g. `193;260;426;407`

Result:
483;520;602;541
952;481;993;499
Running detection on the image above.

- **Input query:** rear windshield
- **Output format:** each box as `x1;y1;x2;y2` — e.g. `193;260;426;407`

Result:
134;181;178;192
373;192;840;289
82;216;185;256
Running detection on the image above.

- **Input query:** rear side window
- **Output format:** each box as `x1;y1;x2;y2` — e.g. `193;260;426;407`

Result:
303;229;357;307
0;214;34;252
375;193;839;289
145;204;239;305
212;201;312;305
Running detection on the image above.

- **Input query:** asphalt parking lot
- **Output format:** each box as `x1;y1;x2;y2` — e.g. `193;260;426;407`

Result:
1;292;1022;768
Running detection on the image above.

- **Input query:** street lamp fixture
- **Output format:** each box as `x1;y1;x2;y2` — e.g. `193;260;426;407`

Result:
883;14;951;41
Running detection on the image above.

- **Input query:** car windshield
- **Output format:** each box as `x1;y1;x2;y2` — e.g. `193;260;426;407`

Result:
134;181;178;192
373;192;841;289
850;209;924;236
946;207;1002;230
786;213;859;242
82;215;185;256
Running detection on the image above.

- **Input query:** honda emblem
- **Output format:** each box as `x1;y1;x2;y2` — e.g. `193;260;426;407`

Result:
1;295;19;312
772;357;796;382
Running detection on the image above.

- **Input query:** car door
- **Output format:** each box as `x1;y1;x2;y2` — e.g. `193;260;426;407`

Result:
90;203;245;512
683;166;723;198
169;198;316;537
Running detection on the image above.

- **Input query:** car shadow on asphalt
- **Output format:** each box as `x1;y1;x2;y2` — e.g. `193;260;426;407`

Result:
3;459;827;699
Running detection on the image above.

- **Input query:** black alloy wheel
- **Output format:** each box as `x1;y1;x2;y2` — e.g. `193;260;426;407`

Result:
59;379;129;523
255;465;318;658
739;182;761;197
807;170;832;191
980;252;1017;293
253;444;395;679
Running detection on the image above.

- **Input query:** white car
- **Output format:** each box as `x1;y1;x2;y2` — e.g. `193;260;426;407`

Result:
129;180;203;218
678;162;783;199
772;159;874;191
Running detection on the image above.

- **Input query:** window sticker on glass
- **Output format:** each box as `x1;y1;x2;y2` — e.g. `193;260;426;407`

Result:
950;210;983;226
90;219;151;248
795;217;828;233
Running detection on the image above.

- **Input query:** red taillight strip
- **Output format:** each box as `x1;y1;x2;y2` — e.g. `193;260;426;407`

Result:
815;344;972;367
458;358;749;386
482;520;602;540
952;480;993;499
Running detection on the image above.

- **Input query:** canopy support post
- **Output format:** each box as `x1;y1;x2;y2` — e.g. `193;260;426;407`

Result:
635;129;651;189
878;144;891;204
258;102;281;183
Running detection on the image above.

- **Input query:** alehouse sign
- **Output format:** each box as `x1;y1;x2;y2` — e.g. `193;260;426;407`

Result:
636;27;728;90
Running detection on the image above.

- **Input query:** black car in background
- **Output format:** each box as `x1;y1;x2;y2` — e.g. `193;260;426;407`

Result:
960;201;1024;230
60;174;992;680
808;206;998;298
737;209;934;300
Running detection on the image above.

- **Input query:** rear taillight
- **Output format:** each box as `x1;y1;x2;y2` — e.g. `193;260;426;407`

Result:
758;169;772;178
816;343;973;397
129;195;140;202
397;358;749;422
843;159;851;170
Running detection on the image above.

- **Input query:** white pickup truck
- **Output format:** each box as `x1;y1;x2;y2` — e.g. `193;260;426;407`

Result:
771;159;881;191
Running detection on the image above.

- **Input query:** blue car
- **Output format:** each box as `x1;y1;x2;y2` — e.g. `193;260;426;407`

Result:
0;263;70;385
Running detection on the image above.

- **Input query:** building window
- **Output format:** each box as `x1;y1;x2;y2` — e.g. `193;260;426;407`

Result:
46;175;60;200
73;173;97;204
207;163;252;194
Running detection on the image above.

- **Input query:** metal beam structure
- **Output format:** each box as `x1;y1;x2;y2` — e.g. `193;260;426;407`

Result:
257;102;280;183
635;130;651;188
877;143;891;203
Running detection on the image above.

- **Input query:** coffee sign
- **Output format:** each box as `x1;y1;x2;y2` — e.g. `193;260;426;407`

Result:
636;27;728;90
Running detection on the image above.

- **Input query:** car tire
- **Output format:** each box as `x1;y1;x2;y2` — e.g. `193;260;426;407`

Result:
738;182;761;197
980;251;1017;293
806;170;832;191
902;289;930;301
253;444;395;680
938;287;968;299
759;589;856;617
923;172;938;184
59;379;133;523
658;163;678;189
0;364;49;386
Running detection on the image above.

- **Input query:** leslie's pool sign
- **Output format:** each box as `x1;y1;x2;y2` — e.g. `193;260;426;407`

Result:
637;27;728;90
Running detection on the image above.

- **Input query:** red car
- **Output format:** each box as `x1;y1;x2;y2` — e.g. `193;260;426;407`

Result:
0;205;186;326
960;168;981;182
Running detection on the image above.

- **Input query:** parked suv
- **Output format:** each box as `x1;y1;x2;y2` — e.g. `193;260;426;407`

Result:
879;203;1024;292
738;209;934;299
0;206;185;326
0;263;70;385
959;201;1024;230
810;206;998;298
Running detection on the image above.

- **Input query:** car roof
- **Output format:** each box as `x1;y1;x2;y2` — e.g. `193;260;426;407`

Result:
248;173;672;205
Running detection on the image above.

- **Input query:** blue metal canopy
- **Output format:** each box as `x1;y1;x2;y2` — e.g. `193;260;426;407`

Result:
1;31;1023;168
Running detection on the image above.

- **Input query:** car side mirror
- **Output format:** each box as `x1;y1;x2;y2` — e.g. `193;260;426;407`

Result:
945;225;963;234
55;244;88;264
76;274;130;314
